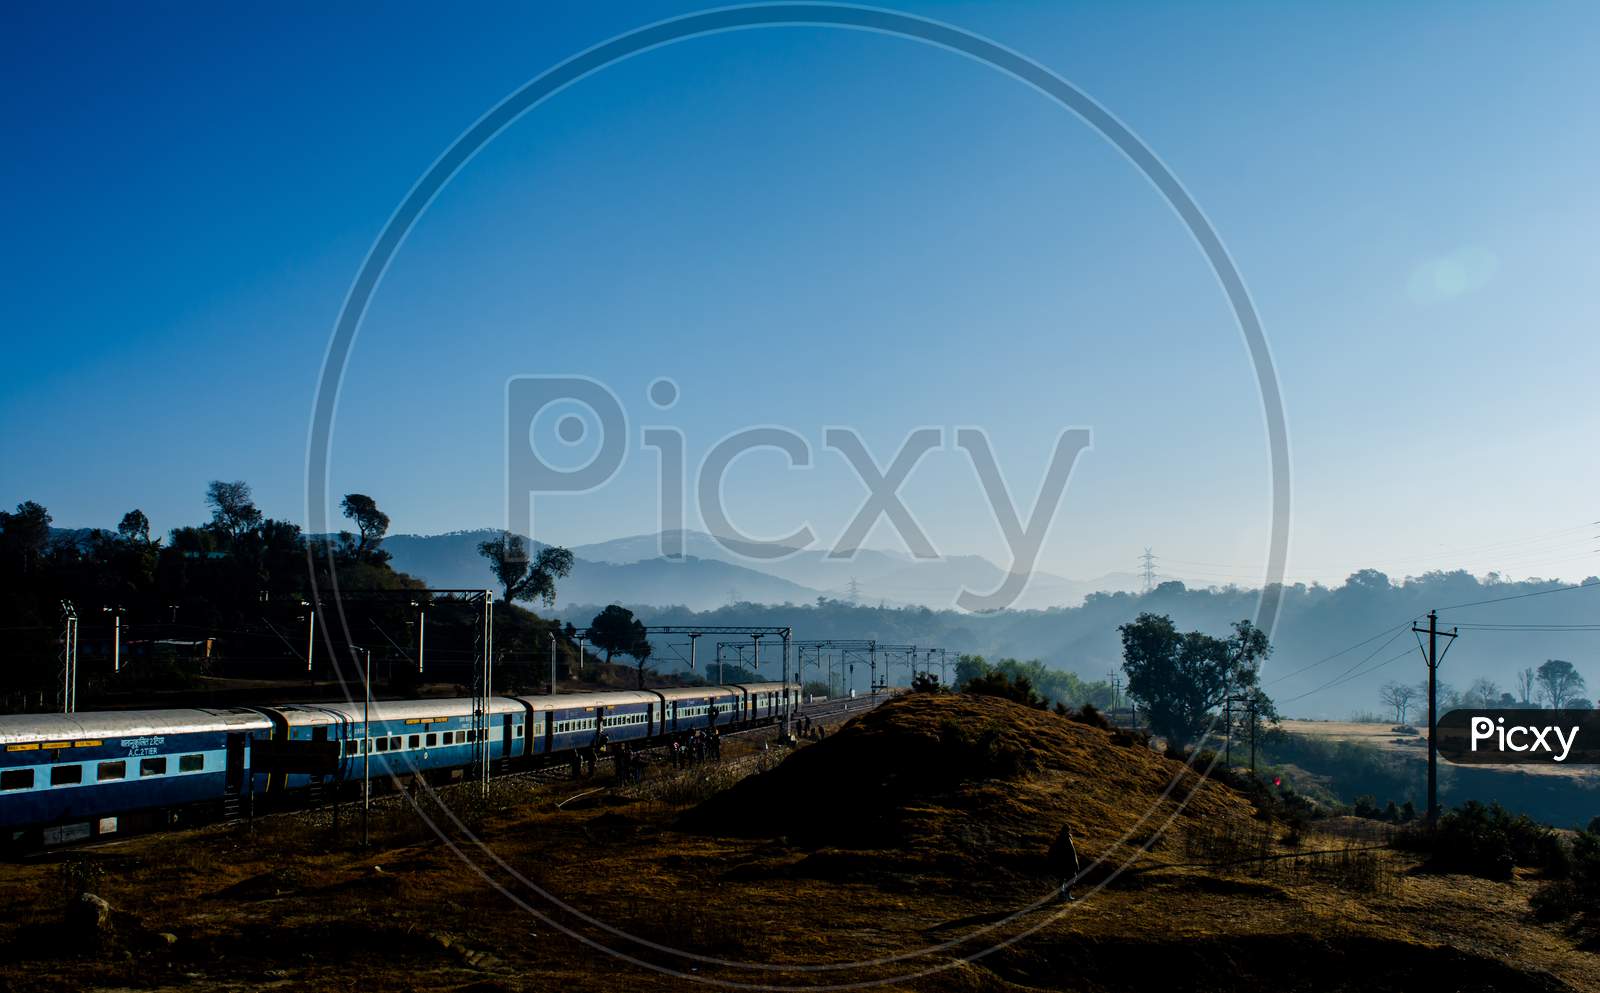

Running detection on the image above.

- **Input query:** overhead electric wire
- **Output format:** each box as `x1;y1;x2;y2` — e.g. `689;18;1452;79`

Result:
1277;643;1419;705
1263;618;1415;686
1436;579;1600;612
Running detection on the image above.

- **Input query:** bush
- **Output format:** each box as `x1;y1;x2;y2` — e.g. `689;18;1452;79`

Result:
909;672;944;694
1071;703;1113;732
1400;801;1558;880
961;670;1046;709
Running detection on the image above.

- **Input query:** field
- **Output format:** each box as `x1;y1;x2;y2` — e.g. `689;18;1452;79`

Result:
1281;720;1600;782
2;697;1595;992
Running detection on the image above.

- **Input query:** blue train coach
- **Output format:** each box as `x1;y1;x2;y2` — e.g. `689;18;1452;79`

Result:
0;708;272;848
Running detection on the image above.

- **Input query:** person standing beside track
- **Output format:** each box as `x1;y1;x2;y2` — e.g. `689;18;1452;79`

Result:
1048;824;1080;902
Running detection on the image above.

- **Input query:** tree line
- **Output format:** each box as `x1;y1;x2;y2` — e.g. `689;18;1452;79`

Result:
1378;659;1590;724
0;487;589;707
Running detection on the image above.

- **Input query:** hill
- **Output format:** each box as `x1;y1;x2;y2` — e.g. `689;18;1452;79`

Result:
685;692;1256;861
1;695;1591;992
382;530;823;610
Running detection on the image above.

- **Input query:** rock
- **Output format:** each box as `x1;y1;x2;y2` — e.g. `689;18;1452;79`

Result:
157;932;178;946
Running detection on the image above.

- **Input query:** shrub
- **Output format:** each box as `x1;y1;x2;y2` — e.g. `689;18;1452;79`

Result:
962;670;1046;709
1071;703;1113;732
1400;801;1557;880
909;671;944;694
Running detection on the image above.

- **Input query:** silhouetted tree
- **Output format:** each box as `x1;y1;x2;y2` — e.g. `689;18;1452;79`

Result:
1537;659;1586;709
205;480;262;542
1379;681;1417;724
117;509;153;547
628;637;653;689
588;604;645;665
1119;612;1272;749
476;531;574;606
0;500;53;575
339;493;391;564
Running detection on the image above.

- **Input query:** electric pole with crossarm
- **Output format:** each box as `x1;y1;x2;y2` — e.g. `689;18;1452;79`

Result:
1413;609;1459;826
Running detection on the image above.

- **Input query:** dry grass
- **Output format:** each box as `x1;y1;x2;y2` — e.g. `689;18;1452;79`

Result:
0;695;1593;993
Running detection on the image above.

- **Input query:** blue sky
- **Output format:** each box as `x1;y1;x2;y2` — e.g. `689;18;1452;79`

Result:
3;1;1597;589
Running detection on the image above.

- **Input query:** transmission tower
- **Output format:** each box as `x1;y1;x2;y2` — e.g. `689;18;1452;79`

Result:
846;577;861;604
1140;548;1158;593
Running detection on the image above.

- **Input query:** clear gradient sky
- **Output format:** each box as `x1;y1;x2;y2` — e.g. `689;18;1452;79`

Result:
3;1;1597;590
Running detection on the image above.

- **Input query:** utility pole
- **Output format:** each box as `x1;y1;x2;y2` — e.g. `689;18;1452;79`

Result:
60;600;78;714
362;646;372;847
549;630;557;695
1248;694;1259;776
781;629;792;737
1413;609;1458;827
1224;692;1233;768
411;601;426;675
300;600;316;677
688;632;700;673
103;606;124;673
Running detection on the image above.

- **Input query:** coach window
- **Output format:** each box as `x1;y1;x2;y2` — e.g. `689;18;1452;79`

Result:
178;754;204;773
51;765;83;786
97;761;126;781
375;737;389;753
426;733;437;747
389;736;401;750
408;734;420;749
1;769;33;791
442;731;453;744
140;757;167;777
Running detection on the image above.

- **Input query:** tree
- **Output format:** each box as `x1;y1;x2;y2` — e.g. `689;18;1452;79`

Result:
953;654;991;689
476;532;574;606
588;604;646;665
1119;613;1273;749
1464;677;1501;710
0;500;53;574
117;509;153;546
1536;659;1586;709
910;671;944;693
1379;681;1418;724
205;480;262;542
1516;667;1537;705
339;493;390;563
628;637;654;689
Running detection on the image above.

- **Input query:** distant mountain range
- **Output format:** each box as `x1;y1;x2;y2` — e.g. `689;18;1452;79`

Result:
381;528;1142;611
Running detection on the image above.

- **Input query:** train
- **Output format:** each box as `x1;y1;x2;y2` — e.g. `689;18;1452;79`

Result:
0;680;800;850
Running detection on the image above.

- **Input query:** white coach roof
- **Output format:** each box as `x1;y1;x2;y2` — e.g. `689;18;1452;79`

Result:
0;708;271;744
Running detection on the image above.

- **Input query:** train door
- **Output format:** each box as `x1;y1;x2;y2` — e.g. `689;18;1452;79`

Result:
502;714;514;759
225;733;247;792
222;733;248;820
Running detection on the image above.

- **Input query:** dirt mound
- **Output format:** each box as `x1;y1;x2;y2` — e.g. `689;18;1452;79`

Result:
682;692;1259;859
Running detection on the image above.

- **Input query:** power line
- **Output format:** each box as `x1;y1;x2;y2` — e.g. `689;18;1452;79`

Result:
1274;626;1412;703
1437;579;1600;612
1276;643;1417;705
1264;618;1415;686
